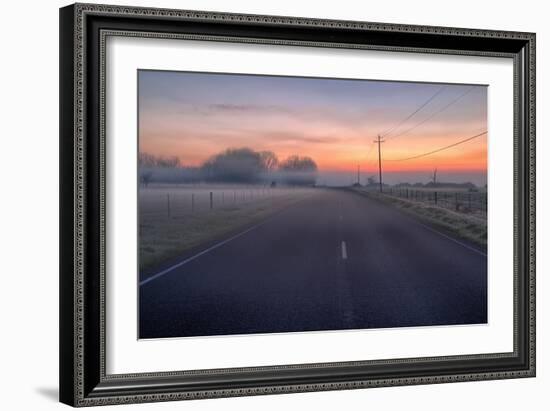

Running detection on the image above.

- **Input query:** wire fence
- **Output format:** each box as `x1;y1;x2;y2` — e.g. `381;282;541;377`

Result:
383;187;487;217
139;186;304;218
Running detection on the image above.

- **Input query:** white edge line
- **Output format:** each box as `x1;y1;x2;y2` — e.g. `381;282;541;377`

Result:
416;220;487;257
139;193;317;287
140;219;271;287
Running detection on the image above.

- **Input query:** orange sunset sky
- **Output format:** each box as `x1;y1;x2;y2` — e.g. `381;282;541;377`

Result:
138;70;487;186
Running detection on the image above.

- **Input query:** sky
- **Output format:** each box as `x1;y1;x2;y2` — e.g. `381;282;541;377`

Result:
138;70;487;186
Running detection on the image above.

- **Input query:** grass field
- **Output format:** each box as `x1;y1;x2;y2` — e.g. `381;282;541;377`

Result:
352;188;487;249
380;186;487;219
139;183;318;272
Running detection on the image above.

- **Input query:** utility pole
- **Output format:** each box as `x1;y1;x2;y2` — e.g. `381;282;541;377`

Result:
374;134;385;192
357;165;360;186
431;167;438;186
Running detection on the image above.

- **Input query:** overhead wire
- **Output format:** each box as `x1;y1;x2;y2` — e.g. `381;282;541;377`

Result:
379;86;445;138
385;131;487;162
386;86;475;141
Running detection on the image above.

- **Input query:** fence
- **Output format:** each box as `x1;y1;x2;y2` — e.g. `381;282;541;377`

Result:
139;186;301;218
383;187;487;216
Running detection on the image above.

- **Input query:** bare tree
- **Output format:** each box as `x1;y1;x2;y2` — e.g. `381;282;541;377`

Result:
139;152;183;185
156;155;181;168
139;152;157;167
260;151;279;173
139;152;181;168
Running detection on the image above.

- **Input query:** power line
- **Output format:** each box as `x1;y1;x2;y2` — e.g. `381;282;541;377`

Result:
364;141;376;160
359;142;380;182
386;86;475;141
380;86;445;138
385;131;487;162
363;141;377;168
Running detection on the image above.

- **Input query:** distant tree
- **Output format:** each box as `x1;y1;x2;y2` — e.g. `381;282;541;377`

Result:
139;152;157;167
280;155;317;172
367;176;376;186
202;147;265;182
279;155;318;186
155;155;181;168
139;152;181;168
138;152;184;185
260;151;279;173
140;170;153;187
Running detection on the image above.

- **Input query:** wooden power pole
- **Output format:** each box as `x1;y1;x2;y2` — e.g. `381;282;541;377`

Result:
374;135;385;192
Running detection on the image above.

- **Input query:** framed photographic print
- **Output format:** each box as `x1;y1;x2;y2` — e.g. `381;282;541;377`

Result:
59;3;536;407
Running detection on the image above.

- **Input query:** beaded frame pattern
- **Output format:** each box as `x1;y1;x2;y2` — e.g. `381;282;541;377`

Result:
69;3;535;406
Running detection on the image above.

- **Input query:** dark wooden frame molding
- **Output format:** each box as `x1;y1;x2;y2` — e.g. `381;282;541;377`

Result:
60;3;535;406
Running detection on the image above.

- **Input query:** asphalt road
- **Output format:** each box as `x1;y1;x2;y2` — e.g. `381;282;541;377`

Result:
139;188;487;339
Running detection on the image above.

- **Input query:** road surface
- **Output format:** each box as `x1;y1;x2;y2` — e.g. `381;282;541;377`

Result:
139;189;487;339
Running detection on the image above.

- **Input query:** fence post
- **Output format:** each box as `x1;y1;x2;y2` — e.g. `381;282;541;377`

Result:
210;191;213;209
455;192;459;211
434;191;438;205
167;193;171;218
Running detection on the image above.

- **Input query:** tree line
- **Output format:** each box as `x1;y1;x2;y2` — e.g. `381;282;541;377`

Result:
139;148;318;186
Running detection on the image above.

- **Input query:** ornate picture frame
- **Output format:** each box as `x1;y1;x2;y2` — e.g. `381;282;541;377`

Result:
59;3;535;406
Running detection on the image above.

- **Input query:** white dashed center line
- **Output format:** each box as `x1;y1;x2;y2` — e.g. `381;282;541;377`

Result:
341;241;348;260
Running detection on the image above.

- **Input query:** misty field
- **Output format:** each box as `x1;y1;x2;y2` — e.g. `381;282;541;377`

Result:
139;183;319;272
